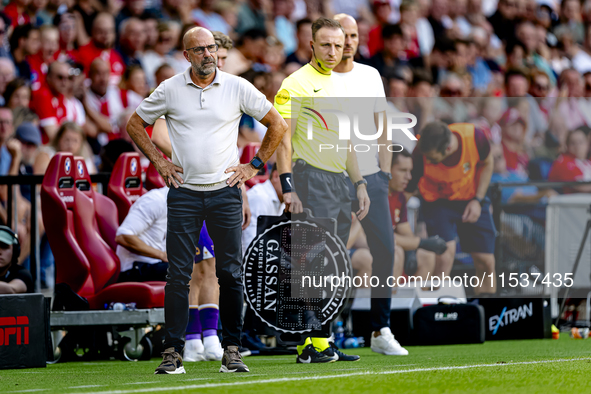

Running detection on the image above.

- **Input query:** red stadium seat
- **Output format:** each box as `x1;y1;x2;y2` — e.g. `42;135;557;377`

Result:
108;152;146;224
241;143;268;186
73;156;119;252
245;174;268;188
41;153;164;309
145;162;166;191
240;143;261;165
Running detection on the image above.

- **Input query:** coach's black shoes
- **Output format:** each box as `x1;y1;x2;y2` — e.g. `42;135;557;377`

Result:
322;342;360;362
220;346;250;372
155;347;186;374
296;344;337;363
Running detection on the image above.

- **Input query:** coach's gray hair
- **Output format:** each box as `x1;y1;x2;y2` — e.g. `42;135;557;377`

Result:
311;17;345;41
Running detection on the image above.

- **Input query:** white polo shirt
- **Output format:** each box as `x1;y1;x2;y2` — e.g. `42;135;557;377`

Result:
116;187;168;272
242;179;285;253
333;62;388;177
136;68;273;190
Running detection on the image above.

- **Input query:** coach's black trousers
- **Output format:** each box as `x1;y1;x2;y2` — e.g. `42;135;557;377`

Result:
348;171;396;331
164;185;243;352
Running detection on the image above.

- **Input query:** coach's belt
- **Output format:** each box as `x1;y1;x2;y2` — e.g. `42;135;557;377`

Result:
192;180;226;188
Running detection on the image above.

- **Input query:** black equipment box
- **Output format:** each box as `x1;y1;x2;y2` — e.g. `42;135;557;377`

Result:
478;298;552;340
0;294;50;369
413;300;485;345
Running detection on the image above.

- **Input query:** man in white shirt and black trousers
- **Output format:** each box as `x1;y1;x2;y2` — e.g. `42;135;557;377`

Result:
126;27;288;375
332;14;409;356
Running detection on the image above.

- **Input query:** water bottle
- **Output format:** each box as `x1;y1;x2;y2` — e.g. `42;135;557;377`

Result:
341;336;365;349
334;321;345;348
342;337;359;349
107;302;137;311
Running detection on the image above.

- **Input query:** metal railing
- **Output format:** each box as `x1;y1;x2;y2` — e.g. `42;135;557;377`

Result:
2;174;591;295
489;181;591;296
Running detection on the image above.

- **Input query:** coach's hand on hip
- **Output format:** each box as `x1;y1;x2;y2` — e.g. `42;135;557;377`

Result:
155;158;184;188
225;163;259;188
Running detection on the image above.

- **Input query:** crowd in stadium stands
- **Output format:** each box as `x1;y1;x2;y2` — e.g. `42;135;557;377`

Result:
3;0;591;292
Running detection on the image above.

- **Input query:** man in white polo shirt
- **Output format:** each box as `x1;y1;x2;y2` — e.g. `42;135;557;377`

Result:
126;27;288;375
332;14;409;357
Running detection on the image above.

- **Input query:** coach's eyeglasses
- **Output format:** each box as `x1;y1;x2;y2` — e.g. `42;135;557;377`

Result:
186;44;219;56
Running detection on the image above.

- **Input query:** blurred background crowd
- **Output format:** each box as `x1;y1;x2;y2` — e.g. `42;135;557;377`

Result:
1;0;591;288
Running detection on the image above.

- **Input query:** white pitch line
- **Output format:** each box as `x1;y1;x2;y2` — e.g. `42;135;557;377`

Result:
5;389;49;393
73;358;591;394
68;386;105;389
120;374;266;386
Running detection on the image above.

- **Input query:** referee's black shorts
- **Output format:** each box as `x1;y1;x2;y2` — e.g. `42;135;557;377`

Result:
293;159;352;246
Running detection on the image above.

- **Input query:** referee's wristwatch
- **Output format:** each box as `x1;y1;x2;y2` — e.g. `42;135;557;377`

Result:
472;196;484;206
354;179;368;189
249;155;265;170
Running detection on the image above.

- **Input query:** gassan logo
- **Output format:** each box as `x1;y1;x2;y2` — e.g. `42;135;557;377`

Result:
305;109;417;152
130;158;138;175
0;316;29;345
242;219;350;334
489;302;533;335
64;158;71;174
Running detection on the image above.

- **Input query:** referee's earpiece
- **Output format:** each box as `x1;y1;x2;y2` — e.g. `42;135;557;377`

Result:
312;46;328;72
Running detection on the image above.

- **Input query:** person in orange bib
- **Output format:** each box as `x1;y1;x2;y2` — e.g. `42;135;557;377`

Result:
405;121;496;295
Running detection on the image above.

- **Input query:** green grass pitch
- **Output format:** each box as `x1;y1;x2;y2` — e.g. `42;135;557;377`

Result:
1;336;590;394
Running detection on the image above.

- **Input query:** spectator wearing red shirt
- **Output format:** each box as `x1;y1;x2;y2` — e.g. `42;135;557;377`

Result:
119;65;149;100
30;61;70;143
367;0;392;57
500;107;529;176
27;25;59;92
75;13;125;86
388;149;446;280
399;0;421;60
55;12;78;63
4;0;31;28
85;59;142;142
548;128;591;193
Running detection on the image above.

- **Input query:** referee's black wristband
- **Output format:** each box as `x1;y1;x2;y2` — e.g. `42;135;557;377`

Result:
280;173;293;194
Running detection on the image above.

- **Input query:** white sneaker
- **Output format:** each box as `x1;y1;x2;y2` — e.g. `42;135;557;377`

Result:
370;327;409;356
183;339;205;362
204;335;223;361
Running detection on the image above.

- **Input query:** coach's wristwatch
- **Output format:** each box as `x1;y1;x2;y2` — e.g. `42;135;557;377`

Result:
354;179;368;189
472;196;484;206
250;156;265;170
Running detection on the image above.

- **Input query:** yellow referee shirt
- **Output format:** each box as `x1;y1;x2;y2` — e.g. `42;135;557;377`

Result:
274;64;348;173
